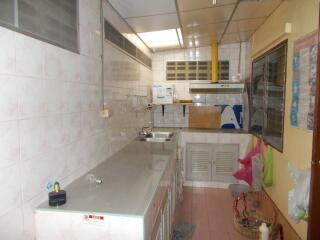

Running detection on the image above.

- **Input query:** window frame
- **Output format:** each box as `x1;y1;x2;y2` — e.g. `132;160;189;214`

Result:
249;40;288;152
0;0;80;53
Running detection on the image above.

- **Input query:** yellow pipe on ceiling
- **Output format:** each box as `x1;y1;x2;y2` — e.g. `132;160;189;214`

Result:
211;41;218;83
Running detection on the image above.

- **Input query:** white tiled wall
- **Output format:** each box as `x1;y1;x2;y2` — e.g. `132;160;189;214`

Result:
0;0;152;239
103;41;152;147
102;1;152;150
153;105;189;128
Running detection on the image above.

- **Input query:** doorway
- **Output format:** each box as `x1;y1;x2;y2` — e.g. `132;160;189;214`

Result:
307;6;320;240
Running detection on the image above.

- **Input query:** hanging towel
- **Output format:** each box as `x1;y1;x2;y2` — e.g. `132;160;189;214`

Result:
262;146;274;187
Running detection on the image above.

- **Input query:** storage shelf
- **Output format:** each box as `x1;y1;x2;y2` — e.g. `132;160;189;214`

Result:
153;103;192;117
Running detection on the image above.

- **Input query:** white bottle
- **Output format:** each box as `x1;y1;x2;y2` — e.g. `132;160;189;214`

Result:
259;222;269;240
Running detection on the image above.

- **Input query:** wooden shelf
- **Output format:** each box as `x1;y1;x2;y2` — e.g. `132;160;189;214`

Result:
153;103;193;106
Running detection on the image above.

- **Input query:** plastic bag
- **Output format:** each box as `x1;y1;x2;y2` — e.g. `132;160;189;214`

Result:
233;164;252;185
233;140;264;186
288;163;311;223
252;154;263;191
262;146;273;187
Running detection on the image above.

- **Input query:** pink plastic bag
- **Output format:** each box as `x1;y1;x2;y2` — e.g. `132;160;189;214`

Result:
233;140;264;185
233;164;253;185
238;139;263;166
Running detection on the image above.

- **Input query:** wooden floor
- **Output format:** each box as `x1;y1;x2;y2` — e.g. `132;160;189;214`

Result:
174;186;249;240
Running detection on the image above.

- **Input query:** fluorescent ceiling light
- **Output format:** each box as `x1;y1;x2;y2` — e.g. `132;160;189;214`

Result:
138;29;182;49
177;28;184;47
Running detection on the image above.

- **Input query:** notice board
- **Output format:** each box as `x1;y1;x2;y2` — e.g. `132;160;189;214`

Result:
291;31;318;131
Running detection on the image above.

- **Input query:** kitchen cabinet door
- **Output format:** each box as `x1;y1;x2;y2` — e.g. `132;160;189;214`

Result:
171;173;176;220
162;197;170;240
186;143;239;183
186;143;212;181
154;220;163;240
152;207;163;240
212;144;239;183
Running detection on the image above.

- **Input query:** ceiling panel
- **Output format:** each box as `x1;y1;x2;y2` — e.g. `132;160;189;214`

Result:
233;0;283;20
127;14;179;33
180;4;235;27
183;23;226;45
239;31;255;42
220;32;240;44
226;17;266;33
177;0;237;12
184;35;220;48
109;0;284;49
184;22;227;36
109;0;176;18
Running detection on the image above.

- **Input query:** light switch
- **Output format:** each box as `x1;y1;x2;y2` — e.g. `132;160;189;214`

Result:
101;109;111;118
285;23;292;33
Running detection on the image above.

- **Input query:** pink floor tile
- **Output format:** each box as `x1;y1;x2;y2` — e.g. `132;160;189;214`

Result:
174;187;250;240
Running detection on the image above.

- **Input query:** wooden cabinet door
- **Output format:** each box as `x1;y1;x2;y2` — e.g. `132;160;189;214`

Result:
186;143;212;181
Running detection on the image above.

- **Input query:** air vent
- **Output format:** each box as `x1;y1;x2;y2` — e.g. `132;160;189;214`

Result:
104;19;152;68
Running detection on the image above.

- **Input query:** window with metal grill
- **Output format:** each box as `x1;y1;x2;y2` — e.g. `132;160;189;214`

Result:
166;60;230;81
104;19;152;68
250;41;287;152
218;61;230;80
0;0;79;52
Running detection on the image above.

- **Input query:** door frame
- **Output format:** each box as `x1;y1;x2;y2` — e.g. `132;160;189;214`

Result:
307;6;320;240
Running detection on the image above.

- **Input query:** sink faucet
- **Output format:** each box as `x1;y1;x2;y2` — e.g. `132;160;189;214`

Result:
139;122;153;136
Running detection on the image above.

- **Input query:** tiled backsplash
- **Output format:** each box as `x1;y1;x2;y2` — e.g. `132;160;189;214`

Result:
0;0;152;239
152;94;244;128
153;105;189;128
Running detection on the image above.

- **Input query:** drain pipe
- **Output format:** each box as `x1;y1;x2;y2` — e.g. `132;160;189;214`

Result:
238;41;242;80
100;0;105;111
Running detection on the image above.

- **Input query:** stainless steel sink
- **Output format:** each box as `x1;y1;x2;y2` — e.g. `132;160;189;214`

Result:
138;131;174;142
147;132;174;139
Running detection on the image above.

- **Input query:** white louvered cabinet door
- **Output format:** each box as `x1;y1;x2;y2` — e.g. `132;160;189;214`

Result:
186;143;212;181
212;144;239;183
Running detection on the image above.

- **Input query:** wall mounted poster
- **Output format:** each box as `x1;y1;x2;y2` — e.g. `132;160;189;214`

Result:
291;31;318;131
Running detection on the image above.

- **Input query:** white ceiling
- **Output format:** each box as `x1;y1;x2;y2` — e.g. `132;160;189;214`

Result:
108;0;176;18
108;0;284;50
109;0;180;36
126;14;180;33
